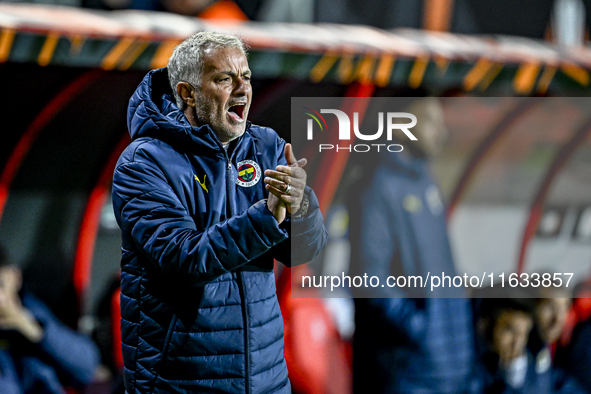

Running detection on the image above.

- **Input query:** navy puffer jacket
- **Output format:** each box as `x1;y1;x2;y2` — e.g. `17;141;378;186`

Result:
349;151;477;393
112;68;327;393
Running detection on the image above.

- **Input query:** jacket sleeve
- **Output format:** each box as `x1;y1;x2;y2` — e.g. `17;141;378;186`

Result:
272;186;328;266
112;158;289;286
0;349;23;394
22;293;100;387
550;365;590;394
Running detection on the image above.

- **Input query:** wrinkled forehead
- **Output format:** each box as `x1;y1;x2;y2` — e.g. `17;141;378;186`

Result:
497;309;533;330
201;46;249;75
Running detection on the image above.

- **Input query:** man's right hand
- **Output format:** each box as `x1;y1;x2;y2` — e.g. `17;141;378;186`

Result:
265;143;307;224
267;192;286;224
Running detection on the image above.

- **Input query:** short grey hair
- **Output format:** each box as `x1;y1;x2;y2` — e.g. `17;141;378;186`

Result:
167;31;247;109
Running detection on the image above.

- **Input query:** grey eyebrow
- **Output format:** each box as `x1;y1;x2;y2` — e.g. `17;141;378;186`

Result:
220;70;251;77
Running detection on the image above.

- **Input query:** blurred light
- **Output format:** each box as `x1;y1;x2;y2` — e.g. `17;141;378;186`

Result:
539;209;562;236
100;200;119;231
553;0;586;47
327;206;349;239
575;207;591;240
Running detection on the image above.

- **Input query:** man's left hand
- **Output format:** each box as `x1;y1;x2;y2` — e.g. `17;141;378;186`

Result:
264;143;307;216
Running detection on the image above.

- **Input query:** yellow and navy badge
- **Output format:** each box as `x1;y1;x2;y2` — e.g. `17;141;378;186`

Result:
236;160;261;187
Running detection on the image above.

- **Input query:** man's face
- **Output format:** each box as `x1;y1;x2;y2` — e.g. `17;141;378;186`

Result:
491;310;533;365
193;46;252;144
408;98;448;158
535;296;571;345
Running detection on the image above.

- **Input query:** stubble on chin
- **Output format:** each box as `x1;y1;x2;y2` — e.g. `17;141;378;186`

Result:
193;96;244;143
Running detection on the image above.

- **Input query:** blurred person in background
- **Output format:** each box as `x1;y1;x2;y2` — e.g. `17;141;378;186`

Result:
112;31;327;393
529;285;589;393
558;278;591;392
0;243;100;394
563;315;591;391
474;290;587;394
475;296;537;393
531;286;572;364
92;273;125;394
348;98;477;393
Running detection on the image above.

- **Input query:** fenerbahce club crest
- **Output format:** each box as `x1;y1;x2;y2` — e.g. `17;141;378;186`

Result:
236;160;262;187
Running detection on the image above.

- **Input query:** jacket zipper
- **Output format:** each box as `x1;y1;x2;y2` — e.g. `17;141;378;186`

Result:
224;151;251;394
237;271;251;394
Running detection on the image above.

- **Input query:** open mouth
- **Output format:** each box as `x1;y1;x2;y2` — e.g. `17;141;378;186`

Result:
228;103;246;122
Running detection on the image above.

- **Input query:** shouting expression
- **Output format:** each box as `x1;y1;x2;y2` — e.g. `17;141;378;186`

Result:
191;46;252;144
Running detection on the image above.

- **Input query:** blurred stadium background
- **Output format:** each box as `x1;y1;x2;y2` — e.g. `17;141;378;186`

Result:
1;0;591;392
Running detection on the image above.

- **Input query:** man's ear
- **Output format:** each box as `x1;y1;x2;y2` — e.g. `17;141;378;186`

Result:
177;82;196;108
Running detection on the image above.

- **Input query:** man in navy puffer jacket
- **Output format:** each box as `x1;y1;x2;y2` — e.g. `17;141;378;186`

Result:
112;32;328;393
348;99;477;393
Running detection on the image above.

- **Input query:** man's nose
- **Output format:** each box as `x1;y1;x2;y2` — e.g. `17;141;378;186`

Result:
233;78;249;96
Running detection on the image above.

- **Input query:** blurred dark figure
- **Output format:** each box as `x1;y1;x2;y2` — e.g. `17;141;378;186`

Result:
537;290;571;339
531;286;572;361
530;286;589;394
558;279;591;392
475;296;537;393
0;243;100;394
451;0;554;38
563;315;591;391
474;291;587;394
83;0;248;20
315;0;422;29
313;0;554;38
348;98;477;393
21;193;79;330
92;273;124;394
